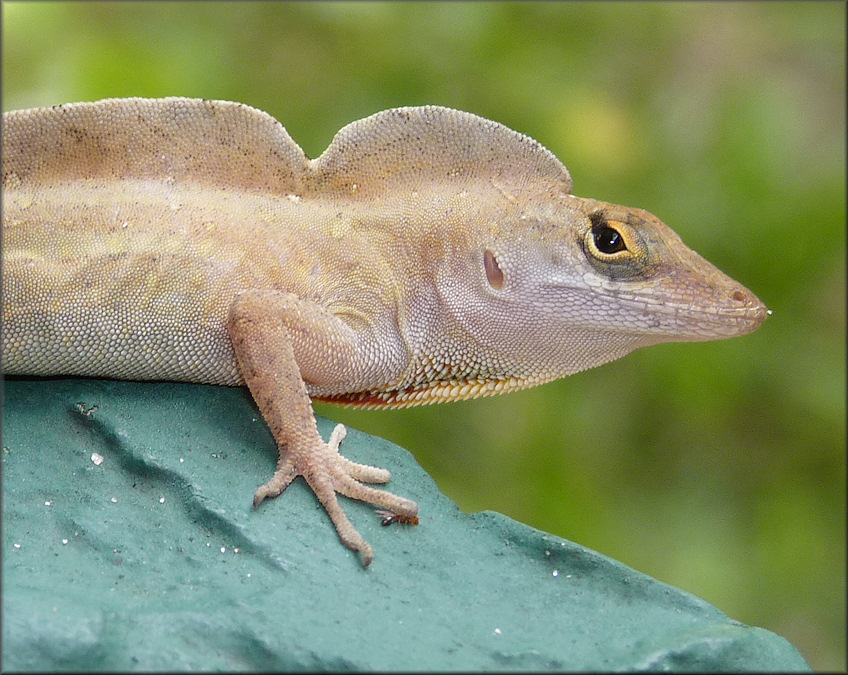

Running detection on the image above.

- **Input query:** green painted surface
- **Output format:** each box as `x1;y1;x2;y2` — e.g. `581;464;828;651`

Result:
3;379;808;671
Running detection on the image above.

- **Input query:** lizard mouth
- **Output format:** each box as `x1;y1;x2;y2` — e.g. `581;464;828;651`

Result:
613;284;770;340
535;272;769;341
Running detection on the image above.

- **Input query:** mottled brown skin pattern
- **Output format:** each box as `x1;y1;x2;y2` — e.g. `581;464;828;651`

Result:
2;98;768;566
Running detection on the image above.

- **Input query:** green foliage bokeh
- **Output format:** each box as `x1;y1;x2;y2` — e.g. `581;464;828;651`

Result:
3;2;844;670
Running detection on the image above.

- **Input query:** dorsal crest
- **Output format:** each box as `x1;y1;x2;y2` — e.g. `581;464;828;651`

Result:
3;98;572;202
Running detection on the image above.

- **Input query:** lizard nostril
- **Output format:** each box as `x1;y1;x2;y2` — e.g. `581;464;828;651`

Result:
731;290;747;303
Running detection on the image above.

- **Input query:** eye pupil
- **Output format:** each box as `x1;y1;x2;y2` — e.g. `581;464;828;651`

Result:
593;226;626;254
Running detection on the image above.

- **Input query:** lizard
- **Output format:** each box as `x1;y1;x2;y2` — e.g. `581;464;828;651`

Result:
1;97;769;566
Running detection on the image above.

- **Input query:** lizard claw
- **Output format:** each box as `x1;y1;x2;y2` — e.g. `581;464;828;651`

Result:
253;423;419;566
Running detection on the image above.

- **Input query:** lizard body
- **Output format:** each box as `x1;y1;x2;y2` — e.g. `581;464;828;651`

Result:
1;98;768;565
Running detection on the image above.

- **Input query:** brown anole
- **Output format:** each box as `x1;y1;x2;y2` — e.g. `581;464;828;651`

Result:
1;98;768;565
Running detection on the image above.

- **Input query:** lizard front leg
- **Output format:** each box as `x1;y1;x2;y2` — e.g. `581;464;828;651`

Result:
226;290;418;567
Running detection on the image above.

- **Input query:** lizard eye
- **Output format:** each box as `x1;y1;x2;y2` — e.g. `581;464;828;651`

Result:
586;213;634;260
484;249;504;290
583;212;650;279
593;224;626;254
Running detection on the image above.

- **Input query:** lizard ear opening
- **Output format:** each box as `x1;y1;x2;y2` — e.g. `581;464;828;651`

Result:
484;250;505;290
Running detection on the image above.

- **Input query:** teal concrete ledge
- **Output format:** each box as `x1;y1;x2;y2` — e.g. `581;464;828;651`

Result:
3;379;809;671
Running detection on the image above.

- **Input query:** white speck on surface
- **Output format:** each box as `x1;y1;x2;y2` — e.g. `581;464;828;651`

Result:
234;548;240;554
91;453;104;465
552;570;559;577
110;497;118;503
179;458;184;463
13;543;21;549
62;539;68;545
220;547;226;554
159;497;165;504
44;501;52;506
494;628;502;635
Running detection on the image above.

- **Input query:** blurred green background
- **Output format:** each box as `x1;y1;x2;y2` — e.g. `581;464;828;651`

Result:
3;2;844;669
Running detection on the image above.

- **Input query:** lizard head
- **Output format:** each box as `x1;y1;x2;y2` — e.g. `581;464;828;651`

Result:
434;193;769;382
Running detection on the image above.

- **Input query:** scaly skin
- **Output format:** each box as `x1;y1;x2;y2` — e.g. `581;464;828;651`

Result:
1;98;768;565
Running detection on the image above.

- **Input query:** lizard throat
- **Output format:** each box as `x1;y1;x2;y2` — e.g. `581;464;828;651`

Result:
314;375;545;410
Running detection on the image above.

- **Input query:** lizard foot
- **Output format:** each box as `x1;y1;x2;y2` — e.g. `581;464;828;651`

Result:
253;423;419;566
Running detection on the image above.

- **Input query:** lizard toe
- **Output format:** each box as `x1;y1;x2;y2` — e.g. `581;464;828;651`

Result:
253;458;298;507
